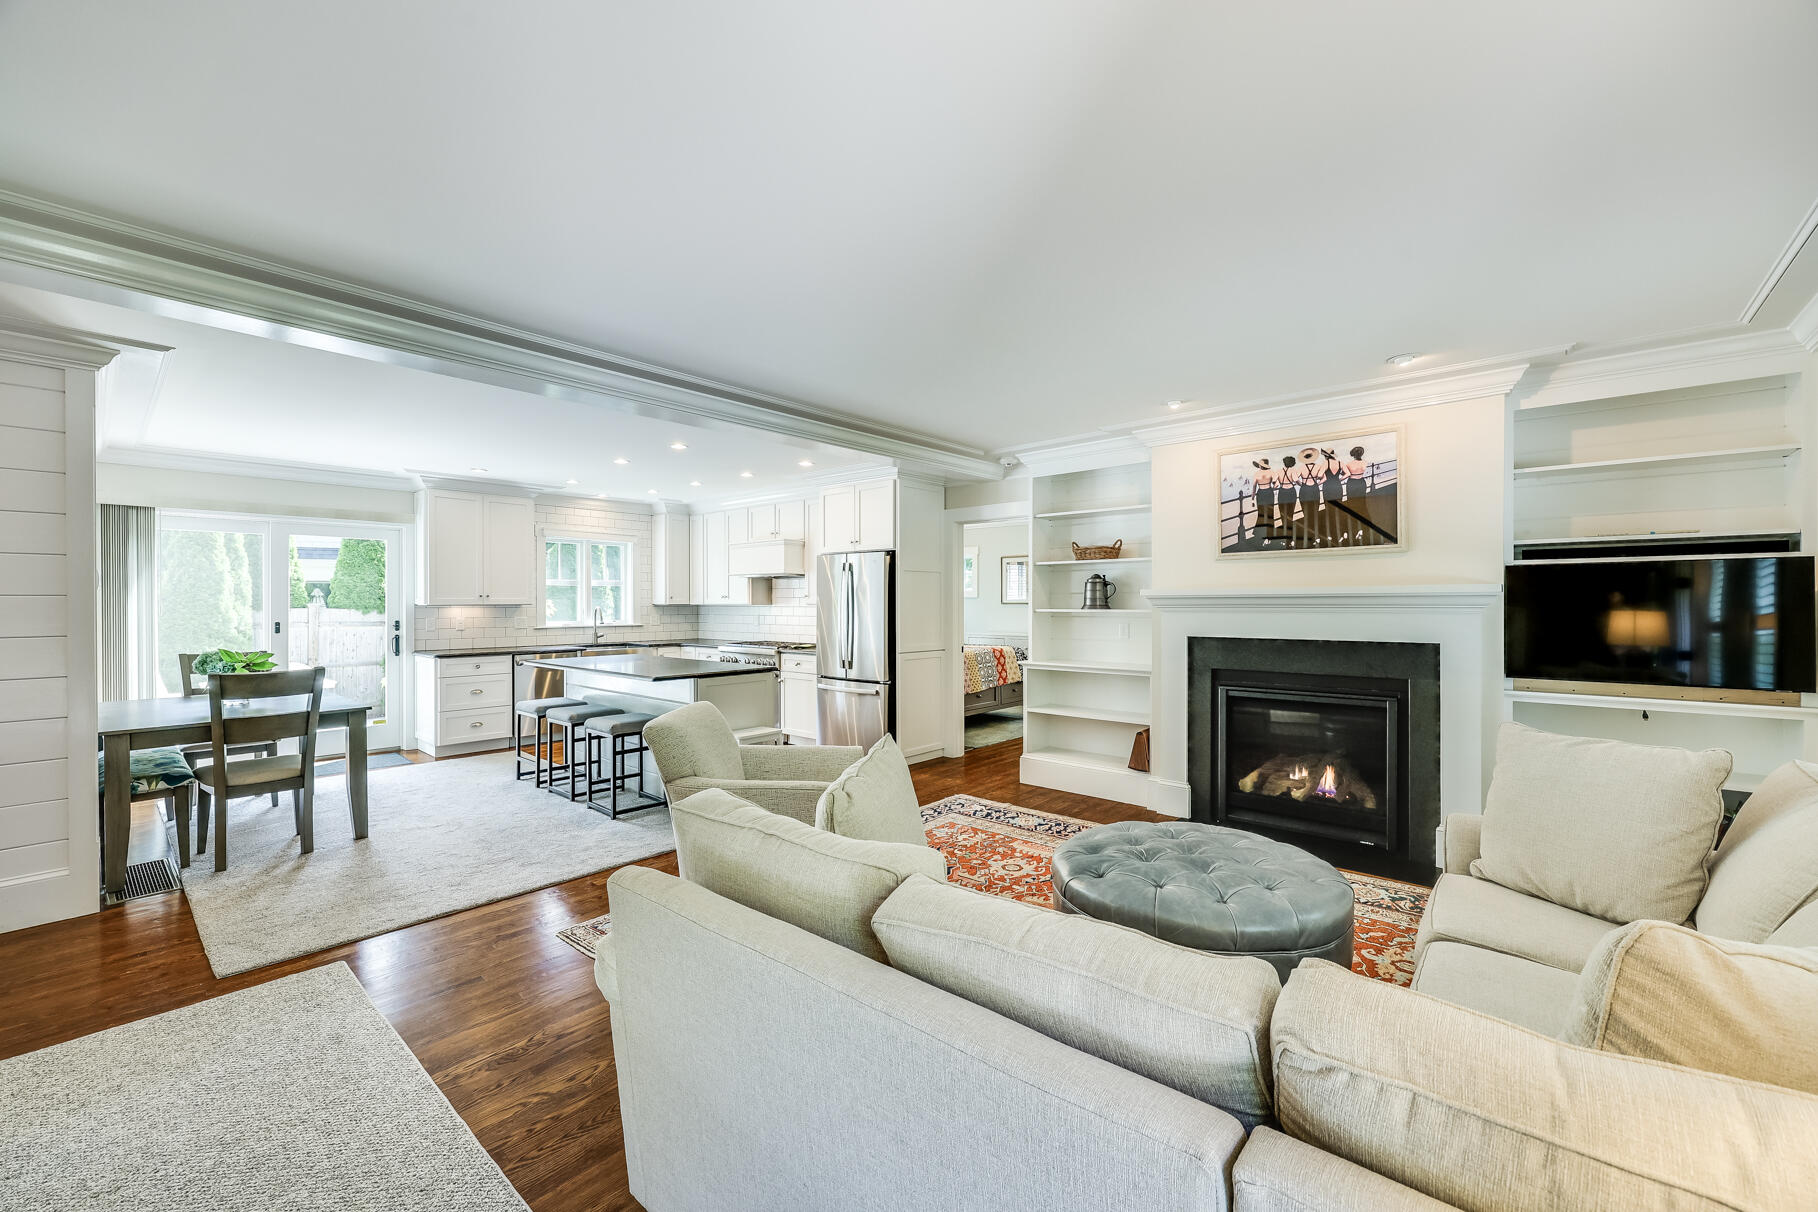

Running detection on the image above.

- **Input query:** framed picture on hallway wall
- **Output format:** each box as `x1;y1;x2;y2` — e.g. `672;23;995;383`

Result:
1216;428;1402;556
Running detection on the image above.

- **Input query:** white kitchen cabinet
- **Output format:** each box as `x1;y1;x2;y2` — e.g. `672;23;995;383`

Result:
726;509;749;545
779;651;818;743
416;489;534;605
652;507;691;605
819;477;897;552
747;499;807;541
412;653;514;755
697;510;772;606
803;500;822;603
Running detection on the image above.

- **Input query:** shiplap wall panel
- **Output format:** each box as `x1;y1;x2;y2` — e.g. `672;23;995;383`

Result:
0;338;102;933
0;677;67;723
0;596;68;637
0;717;63;764
0;424;64;471
0;513;66;555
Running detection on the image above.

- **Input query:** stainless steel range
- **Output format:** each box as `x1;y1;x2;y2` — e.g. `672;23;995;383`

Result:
715;644;781;669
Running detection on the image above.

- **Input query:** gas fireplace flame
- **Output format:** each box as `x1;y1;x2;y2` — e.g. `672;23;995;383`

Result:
1289;764;1308;781
1314;765;1339;798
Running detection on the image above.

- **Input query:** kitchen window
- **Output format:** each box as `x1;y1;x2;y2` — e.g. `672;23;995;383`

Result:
542;536;634;626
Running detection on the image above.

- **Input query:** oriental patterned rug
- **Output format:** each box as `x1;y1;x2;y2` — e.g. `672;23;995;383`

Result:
558;793;1429;986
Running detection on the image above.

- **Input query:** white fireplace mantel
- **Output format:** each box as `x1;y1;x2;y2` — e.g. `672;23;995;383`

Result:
1142;583;1503;846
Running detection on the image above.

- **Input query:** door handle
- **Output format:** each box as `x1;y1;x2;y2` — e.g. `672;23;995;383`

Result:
392;635;402;657
818;680;880;694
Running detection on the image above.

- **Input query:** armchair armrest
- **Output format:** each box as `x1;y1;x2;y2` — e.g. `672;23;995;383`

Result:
740;744;864;783
1441;813;1482;876
666;776;829;825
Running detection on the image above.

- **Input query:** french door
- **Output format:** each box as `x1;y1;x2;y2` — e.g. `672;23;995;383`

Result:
155;512;406;752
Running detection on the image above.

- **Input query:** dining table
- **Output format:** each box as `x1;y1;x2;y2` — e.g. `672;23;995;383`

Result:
96;694;373;894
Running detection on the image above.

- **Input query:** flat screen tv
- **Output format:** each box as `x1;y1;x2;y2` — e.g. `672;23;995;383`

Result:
1505;556;1816;693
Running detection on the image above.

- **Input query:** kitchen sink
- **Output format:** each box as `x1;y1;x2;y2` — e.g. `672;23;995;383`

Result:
580;646;638;656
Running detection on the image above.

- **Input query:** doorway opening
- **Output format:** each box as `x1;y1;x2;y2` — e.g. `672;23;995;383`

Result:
960;518;1029;750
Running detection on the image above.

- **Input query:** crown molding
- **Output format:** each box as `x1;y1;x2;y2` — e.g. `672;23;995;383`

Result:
100;446;420;492
1790;289;1818;353
996;432;1149;477
0;189;1004;481
1128;349;1559;449
0;317;124;370
1510;328;1808;410
1144;584;1502;613
1740;193;1818;324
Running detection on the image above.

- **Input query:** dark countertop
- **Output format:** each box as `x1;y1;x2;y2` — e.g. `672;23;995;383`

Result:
417;639;814;658
419;645;587;659
522;654;779;682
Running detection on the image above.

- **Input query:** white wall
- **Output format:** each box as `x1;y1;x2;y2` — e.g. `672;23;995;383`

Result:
963;520;1029;640
0;333;103;933
97;462;416;523
1151;395;1507;589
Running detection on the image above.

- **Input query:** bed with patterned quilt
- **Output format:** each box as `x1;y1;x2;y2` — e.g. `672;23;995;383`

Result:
962;641;1026;716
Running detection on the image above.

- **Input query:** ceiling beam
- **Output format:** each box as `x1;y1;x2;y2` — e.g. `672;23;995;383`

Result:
0;189;1005;481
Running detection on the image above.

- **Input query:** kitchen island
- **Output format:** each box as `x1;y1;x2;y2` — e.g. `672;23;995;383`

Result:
521;653;780;739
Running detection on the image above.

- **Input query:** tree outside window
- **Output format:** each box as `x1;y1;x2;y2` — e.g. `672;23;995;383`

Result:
544;537;633;626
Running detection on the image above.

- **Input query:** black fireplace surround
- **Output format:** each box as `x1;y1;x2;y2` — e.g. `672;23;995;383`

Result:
1189;637;1441;874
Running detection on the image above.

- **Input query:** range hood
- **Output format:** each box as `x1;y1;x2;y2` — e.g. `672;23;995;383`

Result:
728;538;806;578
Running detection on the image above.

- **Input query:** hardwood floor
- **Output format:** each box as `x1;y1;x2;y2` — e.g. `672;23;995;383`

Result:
0;738;1152;1212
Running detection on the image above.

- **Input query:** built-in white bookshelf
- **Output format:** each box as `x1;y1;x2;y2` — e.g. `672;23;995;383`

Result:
1505;371;1818;784
1020;462;1154;805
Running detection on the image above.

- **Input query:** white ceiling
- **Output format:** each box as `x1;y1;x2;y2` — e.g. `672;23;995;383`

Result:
2;1;1817;453
0;281;878;502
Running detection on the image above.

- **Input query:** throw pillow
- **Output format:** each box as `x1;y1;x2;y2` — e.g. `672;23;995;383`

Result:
1562;920;1818;1095
1470;723;1730;923
670;787;945;962
873;874;1281;1127
814;734;927;846
1695;759;1818;942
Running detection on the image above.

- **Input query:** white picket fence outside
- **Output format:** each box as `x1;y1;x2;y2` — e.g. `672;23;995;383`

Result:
285;599;388;712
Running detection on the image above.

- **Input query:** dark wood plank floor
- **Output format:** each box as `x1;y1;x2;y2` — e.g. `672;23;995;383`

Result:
0;738;1152;1212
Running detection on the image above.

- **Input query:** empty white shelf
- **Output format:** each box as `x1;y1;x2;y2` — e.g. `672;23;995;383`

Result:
1022;660;1152;677
1034;503;1153;520
1034;556;1154;566
1025;703;1152;725
1021;746;1144;772
1512;444;1799;478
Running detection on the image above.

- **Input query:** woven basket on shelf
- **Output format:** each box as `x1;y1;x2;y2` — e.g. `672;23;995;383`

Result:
1069;539;1123;560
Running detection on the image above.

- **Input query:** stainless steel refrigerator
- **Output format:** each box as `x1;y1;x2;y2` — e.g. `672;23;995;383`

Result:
816;549;894;748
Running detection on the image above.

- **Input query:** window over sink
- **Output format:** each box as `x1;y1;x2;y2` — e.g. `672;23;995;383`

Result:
542;536;634;627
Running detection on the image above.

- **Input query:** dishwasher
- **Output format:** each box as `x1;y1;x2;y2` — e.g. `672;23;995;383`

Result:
512;648;636;703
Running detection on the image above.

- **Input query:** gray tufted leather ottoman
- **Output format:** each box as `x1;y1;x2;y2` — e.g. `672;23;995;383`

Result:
1050;821;1355;982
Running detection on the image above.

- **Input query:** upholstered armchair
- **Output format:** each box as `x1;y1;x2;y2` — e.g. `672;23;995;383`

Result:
643;701;862;824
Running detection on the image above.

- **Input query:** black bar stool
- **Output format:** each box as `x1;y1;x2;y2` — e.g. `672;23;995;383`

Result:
543;701;625;800
582;712;663;818
514;696;584;785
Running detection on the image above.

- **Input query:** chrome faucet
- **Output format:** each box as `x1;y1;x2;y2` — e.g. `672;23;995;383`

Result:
593;607;609;644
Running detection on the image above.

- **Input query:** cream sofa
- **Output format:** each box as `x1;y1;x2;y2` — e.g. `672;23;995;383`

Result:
597;786;1818;1211
1414;731;1818;1036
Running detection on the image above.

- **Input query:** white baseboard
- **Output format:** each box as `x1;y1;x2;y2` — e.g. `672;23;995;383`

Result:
1146;776;1191;818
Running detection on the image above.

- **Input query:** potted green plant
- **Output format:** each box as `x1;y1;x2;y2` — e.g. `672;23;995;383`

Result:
190;648;280;676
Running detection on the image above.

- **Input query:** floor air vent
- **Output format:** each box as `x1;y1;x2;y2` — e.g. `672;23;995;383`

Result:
119;859;179;901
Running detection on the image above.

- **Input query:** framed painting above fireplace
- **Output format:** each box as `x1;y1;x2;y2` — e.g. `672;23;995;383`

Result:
1217;427;1402;556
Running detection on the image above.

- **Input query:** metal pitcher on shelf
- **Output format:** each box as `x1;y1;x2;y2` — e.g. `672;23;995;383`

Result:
1081;573;1117;610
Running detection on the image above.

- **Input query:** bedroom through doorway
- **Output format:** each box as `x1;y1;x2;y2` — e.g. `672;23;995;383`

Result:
961;518;1029;750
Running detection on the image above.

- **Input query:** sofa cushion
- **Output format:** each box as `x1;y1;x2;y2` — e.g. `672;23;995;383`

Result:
1409;940;1583;1037
1272;959;1818;1211
1769;899;1818;947
593;935;618;1003
1232;1128;1459;1212
670;788;945;963
873;873;1280;1128
1696;759;1818;943
814;734;928;846
1413;872;1619;974
1563;920;1818;1095
642;700;744;783
1470;723;1730;924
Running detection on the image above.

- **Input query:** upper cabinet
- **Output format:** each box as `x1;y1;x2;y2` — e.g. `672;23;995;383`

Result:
691;509;771;606
651;506;691;605
819;477;897;552
416;489;535;605
746;499;806;541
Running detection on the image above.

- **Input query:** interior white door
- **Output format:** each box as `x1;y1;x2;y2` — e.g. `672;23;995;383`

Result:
271;523;406;753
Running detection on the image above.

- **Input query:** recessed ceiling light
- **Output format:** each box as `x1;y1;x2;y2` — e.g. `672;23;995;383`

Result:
1385;352;1421;367
564;478;578;485
469;467;489;474
596;492;607;498
689;480;702;487
1166;401;1183;410
613;457;629;465
797;459;814;468
739;471;754;478
669;442;688;451
647;489;659;495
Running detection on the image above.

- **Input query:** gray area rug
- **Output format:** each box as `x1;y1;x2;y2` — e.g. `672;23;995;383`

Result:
181;752;674;977
0;964;528;1211
965;708;1024;750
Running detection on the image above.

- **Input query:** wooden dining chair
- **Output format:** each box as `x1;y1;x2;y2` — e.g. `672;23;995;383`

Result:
177;653;280;807
193;667;326;872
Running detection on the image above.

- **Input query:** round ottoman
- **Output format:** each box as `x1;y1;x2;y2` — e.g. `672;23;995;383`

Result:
1050;821;1355;981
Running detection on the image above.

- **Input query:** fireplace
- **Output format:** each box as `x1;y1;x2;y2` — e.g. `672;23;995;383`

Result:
1190;636;1440;875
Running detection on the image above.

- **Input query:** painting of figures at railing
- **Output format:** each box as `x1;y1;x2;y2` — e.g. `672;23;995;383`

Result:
1218;429;1402;556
